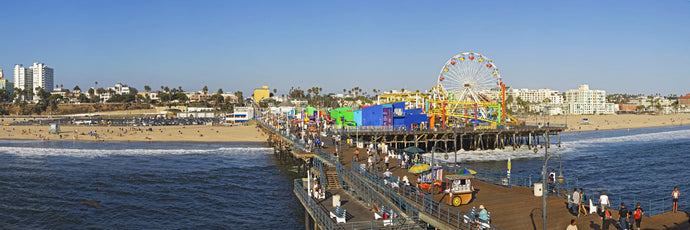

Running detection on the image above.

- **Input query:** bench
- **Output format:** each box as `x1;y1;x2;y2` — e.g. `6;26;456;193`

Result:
330;206;346;223
463;207;478;224
375;207;394;226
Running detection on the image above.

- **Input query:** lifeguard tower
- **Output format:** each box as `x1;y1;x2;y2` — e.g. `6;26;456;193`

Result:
49;123;60;134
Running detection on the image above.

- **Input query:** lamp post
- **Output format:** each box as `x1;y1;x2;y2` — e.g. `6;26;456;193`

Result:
557;154;564;184
540;130;550;230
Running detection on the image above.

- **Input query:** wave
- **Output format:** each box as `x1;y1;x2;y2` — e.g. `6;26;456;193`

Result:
564;129;690;146
0;146;275;158
419;128;690;162
419;147;560;163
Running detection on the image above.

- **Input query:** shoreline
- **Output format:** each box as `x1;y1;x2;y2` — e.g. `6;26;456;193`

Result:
0;124;268;143
517;113;690;132
1;113;689;143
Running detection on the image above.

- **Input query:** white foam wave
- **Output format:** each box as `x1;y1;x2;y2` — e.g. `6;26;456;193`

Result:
425;129;690;162
567;129;690;145
0;146;274;158
419;146;565;163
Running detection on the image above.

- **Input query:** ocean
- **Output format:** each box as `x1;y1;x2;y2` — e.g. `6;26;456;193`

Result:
0;125;687;229
0;141;304;229
427;125;690;215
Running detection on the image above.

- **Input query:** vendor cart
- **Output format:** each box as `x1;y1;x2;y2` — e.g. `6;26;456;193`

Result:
444;175;475;206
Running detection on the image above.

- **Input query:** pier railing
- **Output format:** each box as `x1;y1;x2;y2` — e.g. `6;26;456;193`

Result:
586;190;688;217
350;162;503;230
294;179;420;230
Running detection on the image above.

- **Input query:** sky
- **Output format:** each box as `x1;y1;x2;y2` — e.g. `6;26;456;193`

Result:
0;0;688;96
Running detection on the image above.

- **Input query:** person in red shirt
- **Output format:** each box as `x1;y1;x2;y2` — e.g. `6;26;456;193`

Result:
600;206;612;230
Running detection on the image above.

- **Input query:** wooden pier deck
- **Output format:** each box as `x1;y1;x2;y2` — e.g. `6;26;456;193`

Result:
259;121;689;230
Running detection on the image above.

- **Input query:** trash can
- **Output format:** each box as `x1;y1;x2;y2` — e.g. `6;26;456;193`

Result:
534;183;543;197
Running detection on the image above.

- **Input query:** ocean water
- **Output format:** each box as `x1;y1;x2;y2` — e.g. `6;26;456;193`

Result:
0;141;304;229
425;125;690;213
1;125;687;229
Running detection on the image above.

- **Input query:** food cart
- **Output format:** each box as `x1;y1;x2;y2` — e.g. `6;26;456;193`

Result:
444;175;475;206
415;165;443;194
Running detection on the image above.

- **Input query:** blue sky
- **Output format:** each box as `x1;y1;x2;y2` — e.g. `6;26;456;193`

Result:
1;0;688;96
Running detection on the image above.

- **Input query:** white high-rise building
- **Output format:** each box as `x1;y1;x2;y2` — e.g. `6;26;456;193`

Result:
31;62;53;94
564;84;615;114
507;88;563;104
14;64;33;92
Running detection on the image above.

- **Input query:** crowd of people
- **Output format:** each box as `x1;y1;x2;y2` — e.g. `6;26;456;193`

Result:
563;187;682;230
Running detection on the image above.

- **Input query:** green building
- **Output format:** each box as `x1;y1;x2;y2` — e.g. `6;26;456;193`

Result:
330;107;355;126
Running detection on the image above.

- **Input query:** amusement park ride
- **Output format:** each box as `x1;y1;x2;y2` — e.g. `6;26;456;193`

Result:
378;52;520;128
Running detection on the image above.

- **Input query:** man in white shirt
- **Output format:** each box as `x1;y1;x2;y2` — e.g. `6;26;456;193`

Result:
599;191;610;210
566;219;578;230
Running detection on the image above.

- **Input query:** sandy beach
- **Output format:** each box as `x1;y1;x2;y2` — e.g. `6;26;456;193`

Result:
0;123;267;143
518;113;690;132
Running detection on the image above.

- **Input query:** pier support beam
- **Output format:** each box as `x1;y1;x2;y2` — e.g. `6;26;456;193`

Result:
304;207;311;230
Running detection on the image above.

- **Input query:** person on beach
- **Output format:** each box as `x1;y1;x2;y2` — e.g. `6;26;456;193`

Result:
579;188;588;216
599;191;610;211
600;206;612;230
672;186;680;213
633;202;643;230
566;219;578;230
618;203;628;230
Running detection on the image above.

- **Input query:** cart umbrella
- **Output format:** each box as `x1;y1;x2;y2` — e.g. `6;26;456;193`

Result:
403;146;425;154
458;167;477;175
408;163;431;174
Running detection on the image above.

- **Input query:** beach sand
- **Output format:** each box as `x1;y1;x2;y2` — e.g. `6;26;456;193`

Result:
517;113;690;132
0;123;267;143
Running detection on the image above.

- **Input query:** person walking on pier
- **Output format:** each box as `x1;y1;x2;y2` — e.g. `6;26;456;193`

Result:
566;219;578;230
384;155;390;169
618;203;628;230
600;206;613;230
672;186;680;213
633;202;644;230
599;191;610;211
572;188;581;217
579;188;588;216
355;149;360;162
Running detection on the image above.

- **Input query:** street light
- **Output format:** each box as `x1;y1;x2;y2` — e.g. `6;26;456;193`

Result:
540;130;550;230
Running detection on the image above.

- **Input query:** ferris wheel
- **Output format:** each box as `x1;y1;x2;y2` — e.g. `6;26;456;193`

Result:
430;52;504;125
435;52;502;102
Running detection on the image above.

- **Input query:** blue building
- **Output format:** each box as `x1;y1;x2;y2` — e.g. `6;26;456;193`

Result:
355;102;428;129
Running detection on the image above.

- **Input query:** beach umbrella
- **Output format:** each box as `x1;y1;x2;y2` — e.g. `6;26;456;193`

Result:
408;163;431;174
458;167;477;175
403;146;425;154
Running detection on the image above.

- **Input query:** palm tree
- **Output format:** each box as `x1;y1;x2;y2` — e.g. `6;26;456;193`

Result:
73;85;81;91
203;86;209;94
94;81;98;88
144;85;151;92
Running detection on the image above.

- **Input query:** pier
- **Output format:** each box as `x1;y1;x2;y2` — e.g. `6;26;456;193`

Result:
257;120;690;230
338;126;565;152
